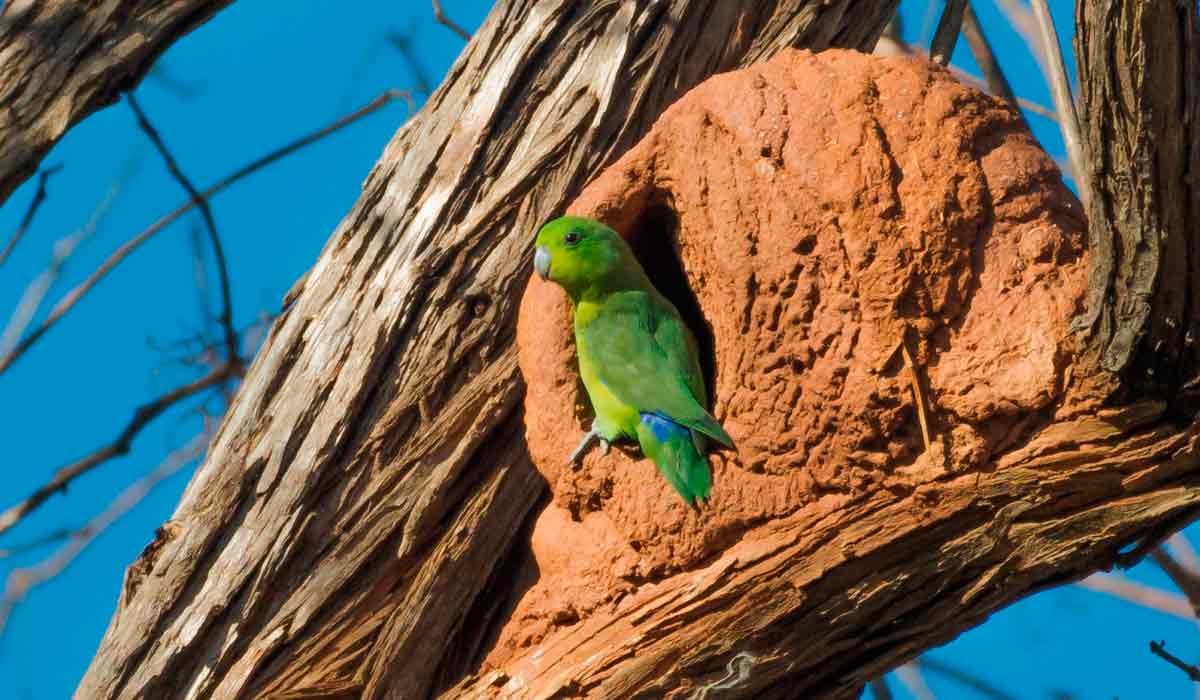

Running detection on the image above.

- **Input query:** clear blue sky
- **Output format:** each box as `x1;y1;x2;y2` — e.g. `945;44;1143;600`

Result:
0;2;1193;698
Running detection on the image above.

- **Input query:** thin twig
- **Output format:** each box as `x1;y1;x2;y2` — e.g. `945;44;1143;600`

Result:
1153;548;1200;617
0;527;73;559
127;92;239;367
431;0;470;41
900;336;933;454
1150;641;1200;682
0;362;235;537
1077;573;1195;619
1029;0;1089;206
930;0;968;66
0;180;125;360
0;89;408;378
0;164;61;268
0;433;207;638
1168;533;1200;574
994;0;1045;73
868;678;894;700
918;657;1018;700
961;4;1019;109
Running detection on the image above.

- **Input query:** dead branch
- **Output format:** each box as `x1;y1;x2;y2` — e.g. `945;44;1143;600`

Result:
1076;573;1195;620
894;663;937;700
1151;548;1200;616
917;658;1018;700
961;4;1019;110
0;362;235;538
0;90;408;378
0;165;62;268
431;0;470;41
0;432;207;638
127;92;240;367
1150;640;1200;682
0;179;127;360
1030;0;1089;205
930;0;968;65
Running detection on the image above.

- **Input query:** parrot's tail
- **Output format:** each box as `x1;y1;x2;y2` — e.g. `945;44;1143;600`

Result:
637;412;712;506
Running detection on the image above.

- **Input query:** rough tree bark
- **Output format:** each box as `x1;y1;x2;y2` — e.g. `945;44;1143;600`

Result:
0;0;234;206
51;0;1198;698
1074;0;1200;392
72;2;900;699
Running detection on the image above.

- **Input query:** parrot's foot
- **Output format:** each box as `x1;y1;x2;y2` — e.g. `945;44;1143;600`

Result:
568;427;610;463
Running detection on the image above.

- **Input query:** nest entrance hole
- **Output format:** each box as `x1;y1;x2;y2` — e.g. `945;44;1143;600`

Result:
626;203;717;403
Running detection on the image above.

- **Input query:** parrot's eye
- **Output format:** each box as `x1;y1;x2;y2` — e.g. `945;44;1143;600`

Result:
564;230;583;246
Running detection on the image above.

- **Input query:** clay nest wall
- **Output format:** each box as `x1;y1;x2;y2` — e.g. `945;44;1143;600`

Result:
506;48;1087;664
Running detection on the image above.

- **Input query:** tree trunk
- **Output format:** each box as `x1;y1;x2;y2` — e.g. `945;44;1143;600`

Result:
0;0;234;205
1074;0;1200;392
77;2;900;699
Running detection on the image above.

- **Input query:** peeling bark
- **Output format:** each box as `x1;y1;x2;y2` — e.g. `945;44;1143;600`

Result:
1074;0;1200;389
77;2;900;698
0;0;234;205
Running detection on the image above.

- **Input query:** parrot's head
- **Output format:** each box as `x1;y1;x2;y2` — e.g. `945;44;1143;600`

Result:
533;216;639;299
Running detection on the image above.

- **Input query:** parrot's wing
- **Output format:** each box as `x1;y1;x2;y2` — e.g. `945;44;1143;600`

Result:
580;290;732;447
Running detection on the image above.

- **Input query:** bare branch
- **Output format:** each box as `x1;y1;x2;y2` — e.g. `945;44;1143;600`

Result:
868;678;894;700
894;663;937;700
0;90;409;377
432;0;471;41
0;180;125;360
1168;533;1200;573
1076;573;1196;619
917;658;1018;700
0;433;207;638
0;363;235;537
1150;640;1200;682
994;0;1045;72
0;527;73;559
1152;548;1200;617
127;92;240;367
930;0;967;66
961;4;1019;109
1029;0;1089;206
0;165;62;268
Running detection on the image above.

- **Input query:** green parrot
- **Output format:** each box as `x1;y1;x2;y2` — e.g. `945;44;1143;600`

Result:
533;216;732;506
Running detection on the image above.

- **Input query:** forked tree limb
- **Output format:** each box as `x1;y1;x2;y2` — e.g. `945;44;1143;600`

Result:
0;0;236;205
78;2;901;698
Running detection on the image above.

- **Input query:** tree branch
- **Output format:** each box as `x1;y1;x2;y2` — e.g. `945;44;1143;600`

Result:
1151;548;1200;617
1074;0;1200;382
0;178;128;361
431;0;470;41
0;90;408;377
0;433;208;638
1076;573;1195;620
0;0;236;205
1029;0;1088;206
1150;641;1200;682
127;92;240;367
961;3;1018;110
929;0;967;66
0;165;62;268
0;362;234;538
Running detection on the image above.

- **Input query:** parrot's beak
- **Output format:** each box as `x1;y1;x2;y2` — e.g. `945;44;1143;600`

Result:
534;246;551;281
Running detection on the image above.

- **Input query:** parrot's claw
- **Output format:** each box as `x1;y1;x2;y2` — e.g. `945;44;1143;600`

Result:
569;428;607;464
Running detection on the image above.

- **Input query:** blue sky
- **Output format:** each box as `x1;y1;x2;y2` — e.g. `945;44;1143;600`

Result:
0;2;1193;698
